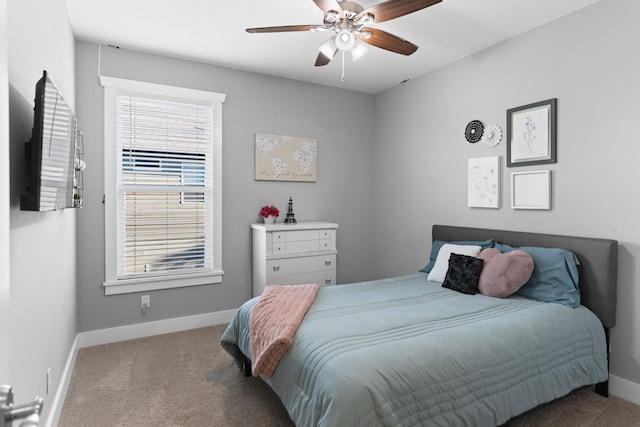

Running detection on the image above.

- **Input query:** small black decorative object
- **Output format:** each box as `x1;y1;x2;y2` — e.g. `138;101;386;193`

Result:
465;120;484;144
284;196;297;224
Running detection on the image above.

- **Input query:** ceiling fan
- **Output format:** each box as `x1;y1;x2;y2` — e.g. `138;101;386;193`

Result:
246;0;443;67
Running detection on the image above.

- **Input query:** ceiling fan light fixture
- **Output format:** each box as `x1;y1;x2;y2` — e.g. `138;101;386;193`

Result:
318;37;338;58
350;40;368;61
335;30;355;51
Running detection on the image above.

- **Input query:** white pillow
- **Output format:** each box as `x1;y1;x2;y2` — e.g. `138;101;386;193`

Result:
427;243;483;283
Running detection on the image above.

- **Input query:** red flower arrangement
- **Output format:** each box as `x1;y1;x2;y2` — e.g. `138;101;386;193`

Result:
259;205;280;218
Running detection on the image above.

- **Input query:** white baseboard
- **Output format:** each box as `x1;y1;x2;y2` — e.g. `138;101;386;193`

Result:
46;309;236;426
45;335;79;427
610;374;640;405
76;309;237;348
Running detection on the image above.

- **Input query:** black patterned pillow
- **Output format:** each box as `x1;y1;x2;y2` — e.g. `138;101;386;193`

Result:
442;253;484;295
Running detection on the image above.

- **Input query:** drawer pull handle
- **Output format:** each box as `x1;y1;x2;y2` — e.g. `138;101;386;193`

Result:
273;265;280;272
325;278;332;284
325;260;331;266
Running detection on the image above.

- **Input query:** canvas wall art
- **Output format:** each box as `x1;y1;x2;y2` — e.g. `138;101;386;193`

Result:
255;133;317;182
468;156;500;208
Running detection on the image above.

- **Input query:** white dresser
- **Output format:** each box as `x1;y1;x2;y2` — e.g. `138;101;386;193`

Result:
251;221;338;297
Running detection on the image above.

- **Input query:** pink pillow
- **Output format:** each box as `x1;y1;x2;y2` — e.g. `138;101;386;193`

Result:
478;248;534;298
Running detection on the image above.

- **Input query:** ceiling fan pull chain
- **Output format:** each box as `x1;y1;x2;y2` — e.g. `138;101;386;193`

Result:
341;51;346;82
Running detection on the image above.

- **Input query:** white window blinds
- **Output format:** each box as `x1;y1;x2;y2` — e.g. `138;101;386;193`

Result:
116;95;213;279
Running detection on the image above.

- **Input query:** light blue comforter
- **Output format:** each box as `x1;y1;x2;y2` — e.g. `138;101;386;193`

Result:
221;273;607;426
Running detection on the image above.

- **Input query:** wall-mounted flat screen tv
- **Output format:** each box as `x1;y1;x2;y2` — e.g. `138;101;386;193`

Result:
21;70;78;211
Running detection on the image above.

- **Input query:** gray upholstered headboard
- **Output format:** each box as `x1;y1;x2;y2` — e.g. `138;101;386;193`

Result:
432;225;618;329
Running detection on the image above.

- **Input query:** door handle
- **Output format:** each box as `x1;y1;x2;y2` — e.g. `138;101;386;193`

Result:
0;385;44;427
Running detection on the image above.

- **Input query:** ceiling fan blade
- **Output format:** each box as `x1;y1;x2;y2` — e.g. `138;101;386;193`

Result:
315;51;334;66
246;24;327;33
357;28;418;55
358;0;442;24
312;0;343;14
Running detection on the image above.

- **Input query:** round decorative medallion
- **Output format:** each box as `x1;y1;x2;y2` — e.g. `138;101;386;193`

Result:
482;124;503;148
465;120;484;143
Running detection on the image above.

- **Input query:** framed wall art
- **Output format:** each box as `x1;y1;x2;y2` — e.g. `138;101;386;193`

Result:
511;170;551;210
254;133;317;182
506;98;556;167
468;156;500;208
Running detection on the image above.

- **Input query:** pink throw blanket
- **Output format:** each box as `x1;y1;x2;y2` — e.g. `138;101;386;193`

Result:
250;284;320;377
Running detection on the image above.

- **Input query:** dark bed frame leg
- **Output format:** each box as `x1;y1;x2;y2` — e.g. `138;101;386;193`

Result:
595;380;608;397
595;328;610;398
241;353;252;377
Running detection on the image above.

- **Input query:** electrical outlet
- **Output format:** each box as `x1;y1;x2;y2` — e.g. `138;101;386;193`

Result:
141;295;150;310
46;367;51;394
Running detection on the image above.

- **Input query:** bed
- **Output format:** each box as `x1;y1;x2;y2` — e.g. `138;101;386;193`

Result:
221;225;618;426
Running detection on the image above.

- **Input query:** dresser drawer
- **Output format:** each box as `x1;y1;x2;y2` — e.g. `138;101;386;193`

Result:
319;229;334;240
272;240;320;254
266;270;336;287
271;229;321;243
271;233;335;254
272;231;286;243
267;254;335;277
319;238;334;250
285;229;320;241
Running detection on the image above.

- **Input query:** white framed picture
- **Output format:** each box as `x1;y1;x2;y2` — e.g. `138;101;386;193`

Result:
468;156;500;208
511;170;551;210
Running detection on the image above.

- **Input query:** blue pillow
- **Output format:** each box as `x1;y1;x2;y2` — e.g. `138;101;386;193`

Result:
494;243;580;308
421;239;494;273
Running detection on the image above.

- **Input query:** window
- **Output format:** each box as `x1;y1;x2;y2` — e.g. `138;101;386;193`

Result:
100;77;225;295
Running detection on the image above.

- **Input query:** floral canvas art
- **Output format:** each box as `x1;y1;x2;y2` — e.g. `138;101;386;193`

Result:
255;133;317;182
468;156;500;208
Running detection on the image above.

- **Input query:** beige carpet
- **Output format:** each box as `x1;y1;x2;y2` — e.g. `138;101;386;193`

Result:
58;325;640;427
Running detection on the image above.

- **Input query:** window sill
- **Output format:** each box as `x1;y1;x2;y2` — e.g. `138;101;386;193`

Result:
103;270;223;295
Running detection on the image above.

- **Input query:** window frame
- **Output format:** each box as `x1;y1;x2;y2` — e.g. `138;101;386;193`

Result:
100;76;225;295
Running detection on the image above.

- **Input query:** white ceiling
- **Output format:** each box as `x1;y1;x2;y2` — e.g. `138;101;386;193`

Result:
64;0;601;94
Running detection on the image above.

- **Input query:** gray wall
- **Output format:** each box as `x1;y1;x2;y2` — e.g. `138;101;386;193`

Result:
0;0;10;385
372;0;640;386
7;0;77;421
74;42;376;332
